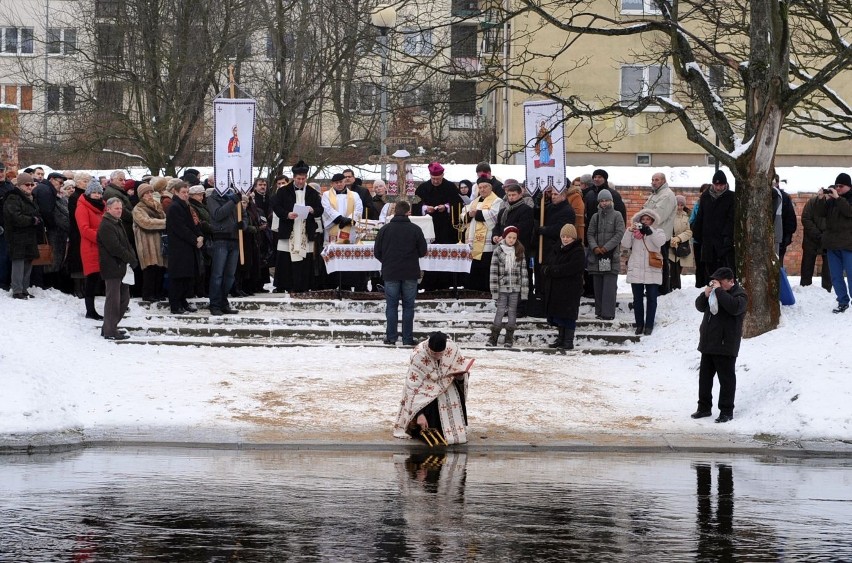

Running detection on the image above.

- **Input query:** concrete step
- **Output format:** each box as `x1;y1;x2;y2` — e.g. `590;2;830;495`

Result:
115;337;629;355
121;323;639;346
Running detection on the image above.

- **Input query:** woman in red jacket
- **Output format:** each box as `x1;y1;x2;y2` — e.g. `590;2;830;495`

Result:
75;179;105;319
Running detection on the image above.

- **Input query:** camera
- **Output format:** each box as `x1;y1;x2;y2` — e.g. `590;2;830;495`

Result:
823;187;835;194
634;223;642;229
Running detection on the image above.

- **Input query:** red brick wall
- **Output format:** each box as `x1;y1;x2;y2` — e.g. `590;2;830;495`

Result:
618;185;819;275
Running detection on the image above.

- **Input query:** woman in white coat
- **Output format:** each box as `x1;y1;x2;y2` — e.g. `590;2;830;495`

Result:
622;208;667;335
667;195;694;291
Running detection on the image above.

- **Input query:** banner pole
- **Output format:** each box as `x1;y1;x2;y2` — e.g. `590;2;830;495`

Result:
228;65;245;265
538;197;545;264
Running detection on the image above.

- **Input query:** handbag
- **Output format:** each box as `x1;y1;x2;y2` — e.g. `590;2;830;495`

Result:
32;231;54;266
160;234;169;258
643;238;663;269
675;240;691;258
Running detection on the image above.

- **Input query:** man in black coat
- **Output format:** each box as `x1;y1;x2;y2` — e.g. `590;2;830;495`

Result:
3;172;42;298
166;182;204;314
691;267;748;424
492;181;535;252
271;162;323;293
692;170;737;280
537;188;576;265
414;161;463;290
583;169;627;227
475;162;505;199
98;197;138;340
374;200;428;346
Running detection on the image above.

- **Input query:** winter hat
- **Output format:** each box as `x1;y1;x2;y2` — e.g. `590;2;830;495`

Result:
502;226;519;237
48;172;67;181
123;179;136;192
458;179;473;190
291;160;309;175
428;161;445;176
712;170;728;185
503;178;521;190
592;168;609;181
428;331;448;353
136;183;153;198
676;195;687;206
597;188;613;202
149;176;169;193
16;172;34;186
85;177;103;195
62;179;75;190
331;173;345;182
205;187;215;198
560;223;577;239
834;172;851;188
710;267;735;281
188;185;205;195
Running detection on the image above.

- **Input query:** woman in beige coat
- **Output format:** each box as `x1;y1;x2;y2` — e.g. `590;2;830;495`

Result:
132;183;167;301
621;208;666;335
668;195;694;291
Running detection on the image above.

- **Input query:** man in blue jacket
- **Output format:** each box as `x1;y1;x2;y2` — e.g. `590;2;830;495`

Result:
691;267;748;423
374;200;428;346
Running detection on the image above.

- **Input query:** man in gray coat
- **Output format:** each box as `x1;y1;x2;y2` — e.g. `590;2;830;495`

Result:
645;172;677;294
98;197;138;340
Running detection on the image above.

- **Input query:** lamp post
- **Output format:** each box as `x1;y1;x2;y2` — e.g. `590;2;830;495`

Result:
370;3;397;181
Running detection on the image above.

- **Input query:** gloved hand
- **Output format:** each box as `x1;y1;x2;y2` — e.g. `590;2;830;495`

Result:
640;224;653;236
32;216;42;226
339;217;352;228
229;192;242;204
541;265;550;276
538;225;547;235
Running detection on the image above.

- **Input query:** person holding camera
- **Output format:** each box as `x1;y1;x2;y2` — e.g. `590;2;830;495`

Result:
622;209;666;335
691;267;748;423
814;173;852;313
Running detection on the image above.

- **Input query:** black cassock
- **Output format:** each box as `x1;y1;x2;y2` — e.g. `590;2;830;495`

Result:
413;179;464;290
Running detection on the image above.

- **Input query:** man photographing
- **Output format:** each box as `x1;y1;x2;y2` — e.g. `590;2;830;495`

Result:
815;173;852;313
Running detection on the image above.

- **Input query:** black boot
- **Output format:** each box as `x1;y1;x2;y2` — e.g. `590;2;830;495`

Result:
503;328;515;348
560;329;575;350
549;327;564;348
634;324;644;335
486;326;500;347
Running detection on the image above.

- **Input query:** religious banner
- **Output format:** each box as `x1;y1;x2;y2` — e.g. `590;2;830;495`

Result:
213;98;256;195
387;162;416;197
523;100;566;195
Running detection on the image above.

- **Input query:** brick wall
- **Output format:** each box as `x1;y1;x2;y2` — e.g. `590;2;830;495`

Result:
618;185;821;276
0;106;19;172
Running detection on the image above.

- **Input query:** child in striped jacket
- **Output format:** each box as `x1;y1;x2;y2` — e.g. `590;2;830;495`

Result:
487;226;529;348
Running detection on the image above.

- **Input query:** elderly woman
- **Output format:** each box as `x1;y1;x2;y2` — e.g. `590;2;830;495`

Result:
75;178;105;319
132;183;167;302
371;179;387;218
3;173;42;299
622;208;667;335
668;195;694;291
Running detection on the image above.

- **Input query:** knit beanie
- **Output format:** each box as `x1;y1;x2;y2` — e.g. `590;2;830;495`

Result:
85;178;104;195
597;189;613;201
136;183;153;198
560;223;577;239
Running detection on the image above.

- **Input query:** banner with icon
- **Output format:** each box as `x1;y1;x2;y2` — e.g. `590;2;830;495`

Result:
523;100;566;195
214;98;256;195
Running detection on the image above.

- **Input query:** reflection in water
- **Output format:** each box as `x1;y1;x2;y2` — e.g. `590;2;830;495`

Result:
1;449;851;561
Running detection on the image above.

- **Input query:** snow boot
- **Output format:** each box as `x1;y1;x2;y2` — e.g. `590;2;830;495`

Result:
486;326;501;347
503;328;515;348
559;329;575;350
548;327;564;348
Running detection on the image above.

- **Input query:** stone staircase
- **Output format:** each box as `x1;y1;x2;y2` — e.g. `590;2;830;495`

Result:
117;295;641;355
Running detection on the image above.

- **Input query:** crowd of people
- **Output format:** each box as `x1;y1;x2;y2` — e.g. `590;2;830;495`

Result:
1;160;851;347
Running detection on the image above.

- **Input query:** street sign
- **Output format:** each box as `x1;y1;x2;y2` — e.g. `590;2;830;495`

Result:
384;136;418;148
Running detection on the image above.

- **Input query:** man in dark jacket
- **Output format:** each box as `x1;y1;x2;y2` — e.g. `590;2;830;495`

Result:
537;188;576;265
692;170;737;281
772;175;797;266
414;161;463;290
167;182;204;314
583;169;627;227
3;172;42;299
374;200;428;346
814;172;852;313
207;185;243;315
98;197;139;339
691;267;748;423
475;162;505;199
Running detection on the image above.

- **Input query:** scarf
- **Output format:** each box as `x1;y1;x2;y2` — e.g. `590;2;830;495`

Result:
291;188;308;261
499;242;517;272
137;198;165;219
467;192;498;260
328;188;356;242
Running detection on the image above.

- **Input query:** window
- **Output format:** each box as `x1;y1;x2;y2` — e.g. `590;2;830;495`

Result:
620;64;671;106
401;28;432;56
399;85;437;114
449;80;477;115
450;24;478;58
621;0;661;14
47;28;77;55
46;85;76;112
708;65;726;92
96;24;122;58
1;85;33;110
95;0;122;18
349;83;377;113
451;0;480;17
1;27;34;55
224;37;251;59
95;81;123;110
636;154;652;166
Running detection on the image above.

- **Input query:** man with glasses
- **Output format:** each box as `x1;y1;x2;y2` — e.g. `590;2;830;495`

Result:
2;172;43;299
692;170;737;281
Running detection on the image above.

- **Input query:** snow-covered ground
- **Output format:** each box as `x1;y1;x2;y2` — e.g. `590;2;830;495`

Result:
1;276;848;446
